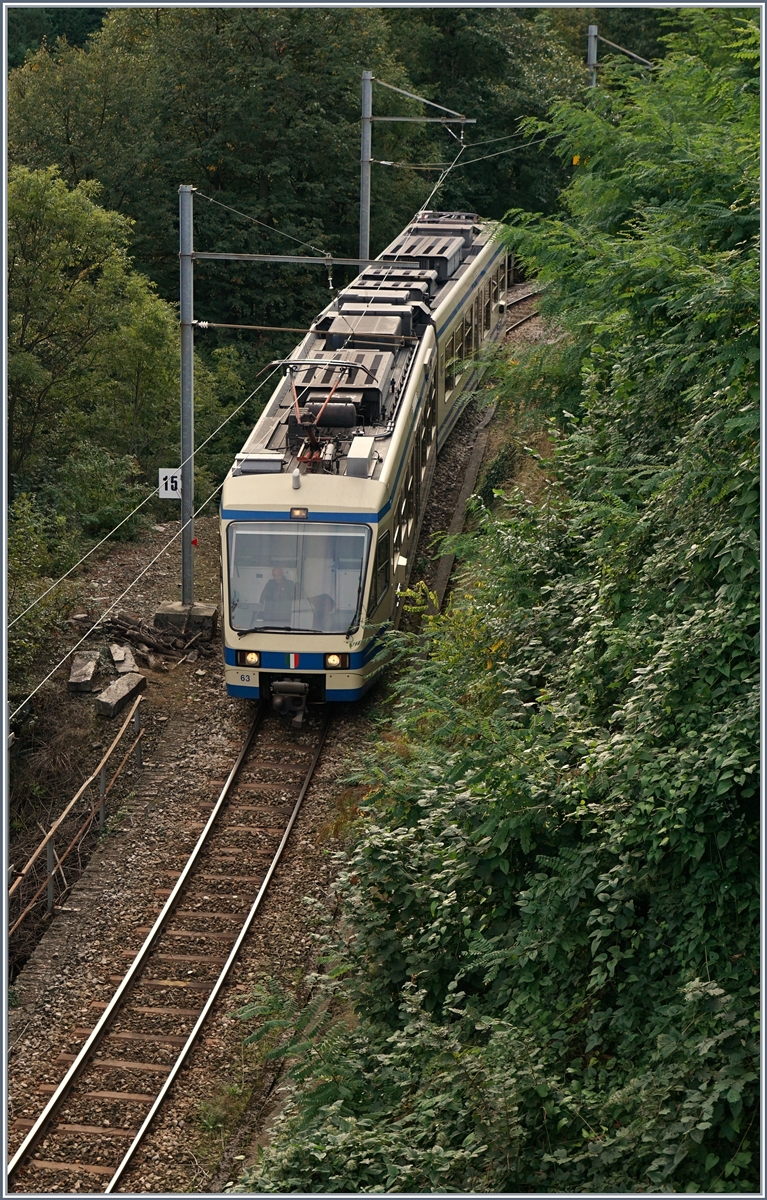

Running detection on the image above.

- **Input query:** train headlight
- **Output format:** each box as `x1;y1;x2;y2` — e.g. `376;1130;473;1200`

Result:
236;650;260;667
325;653;349;669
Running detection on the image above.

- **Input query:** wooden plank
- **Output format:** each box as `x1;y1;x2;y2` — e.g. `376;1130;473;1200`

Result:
159;871;265;881
128;1005;202;1017
134;927;237;942
112;976;213;991
14;1118;136;1137
199;803;291;815
157;952;227;964
56;1053;171;1073
59;1122;138;1137
37;1085;155;1102
121;950;228;964
32;1159;115;1177
73;1029;188;1046
175;910;244;919
224;826;284;834
236;781;287;792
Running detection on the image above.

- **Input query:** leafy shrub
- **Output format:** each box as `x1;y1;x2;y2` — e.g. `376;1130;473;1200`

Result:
8;492;78;690
43;440;148;539
231;15;759;1193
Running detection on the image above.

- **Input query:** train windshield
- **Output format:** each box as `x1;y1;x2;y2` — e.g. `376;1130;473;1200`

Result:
227;521;371;634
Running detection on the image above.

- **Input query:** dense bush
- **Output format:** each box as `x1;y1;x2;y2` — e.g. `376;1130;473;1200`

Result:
231;13;759;1194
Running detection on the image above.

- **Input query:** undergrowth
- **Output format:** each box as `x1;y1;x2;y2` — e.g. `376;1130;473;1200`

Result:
228;14;758;1194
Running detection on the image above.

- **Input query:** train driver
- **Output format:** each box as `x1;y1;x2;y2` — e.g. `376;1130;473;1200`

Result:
260;566;298;624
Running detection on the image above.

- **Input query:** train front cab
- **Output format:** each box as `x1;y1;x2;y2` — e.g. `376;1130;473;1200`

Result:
221;514;395;710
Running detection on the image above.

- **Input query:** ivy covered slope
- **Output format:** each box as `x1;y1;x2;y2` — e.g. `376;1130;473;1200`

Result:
233;14;759;1194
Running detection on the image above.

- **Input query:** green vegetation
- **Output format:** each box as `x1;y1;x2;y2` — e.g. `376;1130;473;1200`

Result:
7;165;245;691
8;8;581;353
7;6;106;70
7;8;583;697
230;13;759;1193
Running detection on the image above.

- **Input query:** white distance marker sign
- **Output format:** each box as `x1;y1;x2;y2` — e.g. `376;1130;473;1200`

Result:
158;468;182;498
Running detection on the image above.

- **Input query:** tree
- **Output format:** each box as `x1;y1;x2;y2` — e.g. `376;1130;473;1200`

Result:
384;9;581;218
8;9;427;340
7;6;106;69
10;165;133;482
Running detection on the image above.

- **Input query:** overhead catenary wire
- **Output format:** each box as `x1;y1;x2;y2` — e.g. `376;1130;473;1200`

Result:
9;477;230;723
335;142;467;351
372;132;559;172
11;132;500;631
373;77;468;120
196;191;329;256
9;362;283;628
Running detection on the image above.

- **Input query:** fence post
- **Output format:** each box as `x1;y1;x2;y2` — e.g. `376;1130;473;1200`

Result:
47;841;54;913
134;705;143;770
99;765;107;832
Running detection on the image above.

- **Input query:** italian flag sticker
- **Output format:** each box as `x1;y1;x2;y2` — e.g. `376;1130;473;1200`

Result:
286;653;300;668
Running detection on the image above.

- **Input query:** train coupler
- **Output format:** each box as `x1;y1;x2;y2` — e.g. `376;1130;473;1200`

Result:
271;679;310;729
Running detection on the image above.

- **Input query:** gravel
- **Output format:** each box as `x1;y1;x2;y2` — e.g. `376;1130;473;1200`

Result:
8;297;552;1192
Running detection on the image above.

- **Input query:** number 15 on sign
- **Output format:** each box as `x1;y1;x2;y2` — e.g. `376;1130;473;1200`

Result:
159;469;182;498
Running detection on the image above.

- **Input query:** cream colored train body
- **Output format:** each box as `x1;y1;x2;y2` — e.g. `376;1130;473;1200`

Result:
220;211;510;710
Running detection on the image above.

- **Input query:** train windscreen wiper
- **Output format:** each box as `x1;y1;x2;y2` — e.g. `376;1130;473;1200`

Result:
236;625;293;637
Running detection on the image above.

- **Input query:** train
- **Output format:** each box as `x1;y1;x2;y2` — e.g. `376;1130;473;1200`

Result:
220;210;511;725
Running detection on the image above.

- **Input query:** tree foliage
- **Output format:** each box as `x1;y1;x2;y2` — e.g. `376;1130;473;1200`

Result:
231;16;759;1194
8;7;581;358
7;6;106;69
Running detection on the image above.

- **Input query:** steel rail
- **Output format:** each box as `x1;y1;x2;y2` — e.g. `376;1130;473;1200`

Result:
7;704;268;1182
105;708;331;1191
506;309;540;333
504;289;542;309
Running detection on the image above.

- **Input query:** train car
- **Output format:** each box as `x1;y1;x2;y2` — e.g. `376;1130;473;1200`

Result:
220;210;510;724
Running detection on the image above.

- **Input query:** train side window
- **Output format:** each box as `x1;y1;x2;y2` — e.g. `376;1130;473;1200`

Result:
484;281;492;330
420;375;436;477
370;529;390;612
445;331;456;391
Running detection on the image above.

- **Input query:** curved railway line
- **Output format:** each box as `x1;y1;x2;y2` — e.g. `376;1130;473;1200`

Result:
7;285;546;1191
8;707;330;1193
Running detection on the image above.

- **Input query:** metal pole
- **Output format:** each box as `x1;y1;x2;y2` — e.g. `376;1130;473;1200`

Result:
588;25;598;87
47;842;54;913
359;70;373;262
99;765;106;832
179;184;195;607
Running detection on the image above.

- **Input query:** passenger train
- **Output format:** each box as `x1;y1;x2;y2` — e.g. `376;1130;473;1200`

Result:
220;210;510;724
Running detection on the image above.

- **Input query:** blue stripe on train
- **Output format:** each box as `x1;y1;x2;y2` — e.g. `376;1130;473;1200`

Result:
225;680;377;702
224;635;385;670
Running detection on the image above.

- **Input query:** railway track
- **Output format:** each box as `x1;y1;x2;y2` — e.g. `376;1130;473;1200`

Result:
504;287;541;333
8;704;330;1193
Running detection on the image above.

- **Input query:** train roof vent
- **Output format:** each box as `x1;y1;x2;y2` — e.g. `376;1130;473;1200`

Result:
381;234;464;281
232;451;284;475
415;209;479;223
406;221;479;247
291;350;394;404
361;266;439;295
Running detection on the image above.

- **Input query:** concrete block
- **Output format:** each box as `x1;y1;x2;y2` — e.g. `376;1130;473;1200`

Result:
68;652;100;693
153;601;218;641
94;672;146;717
110;643;138;675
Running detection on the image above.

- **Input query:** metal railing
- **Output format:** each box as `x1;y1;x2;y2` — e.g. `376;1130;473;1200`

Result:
8;696;145;937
